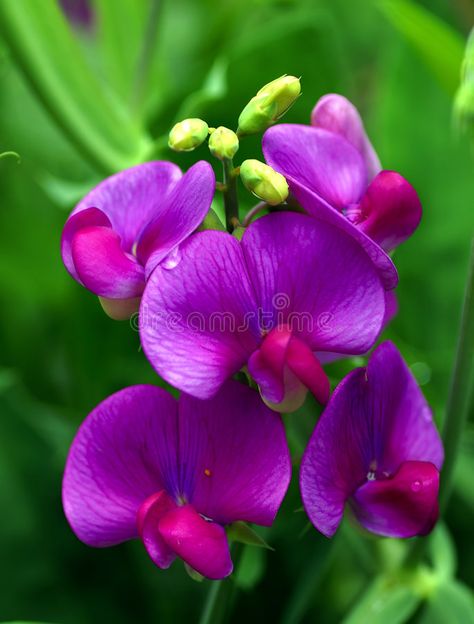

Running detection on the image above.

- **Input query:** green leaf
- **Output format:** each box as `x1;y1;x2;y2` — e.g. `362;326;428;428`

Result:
341;574;421;624
418;581;474;624
0;0;152;173
429;523;456;580
234;546;265;590
379;0;464;95
227;522;274;550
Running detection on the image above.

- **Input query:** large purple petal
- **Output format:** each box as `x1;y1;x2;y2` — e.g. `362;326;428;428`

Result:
140;231;260;399
300;341;443;537
284;182;398;289
311;94;381;181
62;385;179;547
158;504;233;580
178;380;291;526
263;124;367;210
262;125;398;289
72;161;182;252
71;225;145;298
136;161;215;274
351;461;440;538
242;212;386;355
357;171;422;252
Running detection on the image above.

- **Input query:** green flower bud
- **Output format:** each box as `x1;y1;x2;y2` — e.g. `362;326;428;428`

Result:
168;118;209;152
256;75;301;119
239;159;289;206
208;126;239;160
237;75;301;136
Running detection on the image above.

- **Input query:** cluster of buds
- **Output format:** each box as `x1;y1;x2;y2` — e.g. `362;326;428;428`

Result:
167;75;300;208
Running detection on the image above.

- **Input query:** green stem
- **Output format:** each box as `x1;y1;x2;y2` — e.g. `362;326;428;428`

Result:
198;544;242;624
403;238;474;568
223;158;239;233
439;238;474;510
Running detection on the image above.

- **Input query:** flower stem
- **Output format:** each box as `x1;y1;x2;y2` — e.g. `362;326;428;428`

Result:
404;238;474;568
439;237;474;511
222;158;239;232
198;543;242;624
243;201;268;227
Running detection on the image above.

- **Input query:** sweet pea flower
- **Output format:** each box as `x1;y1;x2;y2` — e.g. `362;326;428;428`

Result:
63;380;290;580
263;94;423;290
140;212;387;412
61;160;215;319
300;341;444;538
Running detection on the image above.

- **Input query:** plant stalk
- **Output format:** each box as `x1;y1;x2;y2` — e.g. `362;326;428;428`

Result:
222;158;239;232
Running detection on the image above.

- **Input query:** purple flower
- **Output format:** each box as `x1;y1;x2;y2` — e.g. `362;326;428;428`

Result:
62;380;290;580
263;94;423;289
140;212;387;412
300;341;444;538
61;160;215;319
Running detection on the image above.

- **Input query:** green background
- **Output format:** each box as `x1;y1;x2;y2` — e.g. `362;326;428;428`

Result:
0;0;472;622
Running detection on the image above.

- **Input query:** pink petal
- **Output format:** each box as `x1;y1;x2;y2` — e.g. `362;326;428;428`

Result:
138;491;177;569
158;505;233;580
357;171;422;252
351;461;440;538
71;225;145;298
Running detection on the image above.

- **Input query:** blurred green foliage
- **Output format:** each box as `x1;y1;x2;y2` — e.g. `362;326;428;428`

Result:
0;0;473;622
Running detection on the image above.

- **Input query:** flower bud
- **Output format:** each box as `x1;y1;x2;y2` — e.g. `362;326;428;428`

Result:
239;159;288;205
208;126;239;160
168;118;209;152
237;75;301;136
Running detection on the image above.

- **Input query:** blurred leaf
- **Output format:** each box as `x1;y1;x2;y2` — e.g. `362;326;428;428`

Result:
227;521;274;550
429;523;456;580
37;172;100;209
0;0;152;173
417;580;474;624
234;546;265;591
174;57;229;122
379;0;464;95
93;0;148;101
341;574;421;624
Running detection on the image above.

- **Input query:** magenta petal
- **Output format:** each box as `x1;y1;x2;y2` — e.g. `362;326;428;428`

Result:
138;491;176;569
351;461;440;538
242;212;386;354
284;182;398;289
62;385;179;547
140;231;260;399
357;171;422;252
61;207;112;282
136;161;215;273
71;225;145;298
72;161;182;253
248;327;292;404
300;341;444;538
311;94;381;181
180;380;291;526
286;337;330;405
158;505;233;580
263;124;367;210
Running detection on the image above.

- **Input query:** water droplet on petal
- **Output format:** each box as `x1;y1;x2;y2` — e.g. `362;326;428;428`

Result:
411;479;423;492
162;246;182;270
422;406;433;422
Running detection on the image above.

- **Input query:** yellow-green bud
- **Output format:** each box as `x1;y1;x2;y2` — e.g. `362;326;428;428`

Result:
168;118;209;152
239;159;288;205
256;75;301;118
208;126;239;160
237;75;301;136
